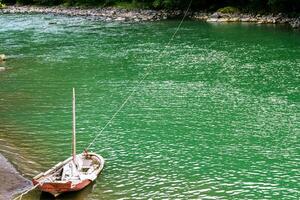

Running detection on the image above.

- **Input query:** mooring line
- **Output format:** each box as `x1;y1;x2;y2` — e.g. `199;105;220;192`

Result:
12;177;52;200
12;183;41;200
12;171;59;199
86;0;193;150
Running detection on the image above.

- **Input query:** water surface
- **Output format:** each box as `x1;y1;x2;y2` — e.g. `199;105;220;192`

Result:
0;14;299;199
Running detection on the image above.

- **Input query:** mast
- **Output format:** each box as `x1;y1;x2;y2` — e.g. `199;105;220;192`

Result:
72;88;76;162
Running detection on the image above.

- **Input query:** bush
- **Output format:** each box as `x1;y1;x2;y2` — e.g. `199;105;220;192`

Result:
153;0;176;9
114;1;150;9
0;2;6;8
33;0;64;5
217;6;240;14
16;0;34;4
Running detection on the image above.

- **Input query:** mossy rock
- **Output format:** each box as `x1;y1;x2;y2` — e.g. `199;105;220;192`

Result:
217;6;240;14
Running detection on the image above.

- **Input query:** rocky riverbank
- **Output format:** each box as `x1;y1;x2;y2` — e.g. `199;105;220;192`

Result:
0;154;31;200
0;5;299;28
193;12;300;29
0;5;179;22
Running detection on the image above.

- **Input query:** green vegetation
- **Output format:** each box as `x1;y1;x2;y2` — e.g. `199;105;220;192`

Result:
1;0;300;13
114;1;150;9
217;6;240;14
0;0;6;8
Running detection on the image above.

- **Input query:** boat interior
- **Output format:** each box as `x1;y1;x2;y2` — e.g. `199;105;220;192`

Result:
39;154;100;182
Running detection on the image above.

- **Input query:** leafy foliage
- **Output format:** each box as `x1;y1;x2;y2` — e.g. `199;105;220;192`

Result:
0;2;6;8
217;6;240;14
33;0;64;5
114;0;150;9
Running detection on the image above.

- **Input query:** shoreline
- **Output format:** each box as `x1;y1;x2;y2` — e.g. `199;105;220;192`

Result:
0;153;31;200
193;12;300;29
0;5;299;29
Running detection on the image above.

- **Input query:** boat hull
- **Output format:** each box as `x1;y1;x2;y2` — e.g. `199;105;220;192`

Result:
33;179;91;197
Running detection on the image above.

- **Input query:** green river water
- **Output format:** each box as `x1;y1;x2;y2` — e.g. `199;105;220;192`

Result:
0;14;299;199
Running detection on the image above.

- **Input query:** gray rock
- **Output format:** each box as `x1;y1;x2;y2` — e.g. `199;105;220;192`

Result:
290;18;300;29
207;18;219;22
115;17;125;21
211;12;221;19
240;17;251;22
0;54;5;61
218;18;230;22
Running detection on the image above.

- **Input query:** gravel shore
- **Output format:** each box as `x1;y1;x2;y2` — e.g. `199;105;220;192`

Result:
0;5;178;22
1;5;299;28
193;12;300;29
0;154;31;200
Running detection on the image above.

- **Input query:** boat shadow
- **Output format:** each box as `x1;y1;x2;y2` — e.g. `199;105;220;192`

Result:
39;182;95;200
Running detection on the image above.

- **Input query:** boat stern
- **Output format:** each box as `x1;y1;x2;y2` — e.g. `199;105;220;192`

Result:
32;179;72;197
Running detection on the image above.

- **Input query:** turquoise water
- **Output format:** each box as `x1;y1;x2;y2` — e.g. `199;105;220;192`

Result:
0;14;299;199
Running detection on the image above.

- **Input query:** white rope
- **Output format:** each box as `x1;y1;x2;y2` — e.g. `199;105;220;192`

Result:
12;175;55;200
12;181;43;200
86;0;193;150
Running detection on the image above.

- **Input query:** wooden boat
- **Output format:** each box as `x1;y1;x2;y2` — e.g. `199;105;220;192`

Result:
32;88;104;197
